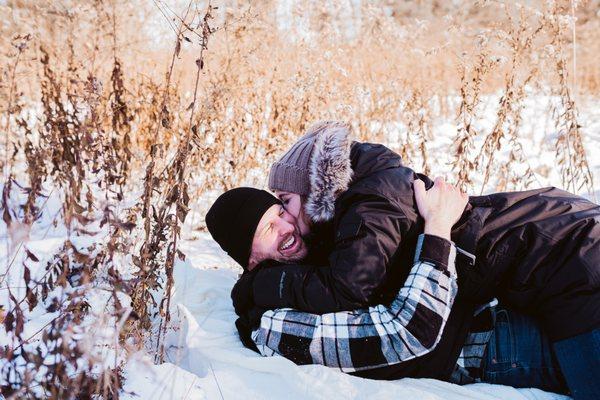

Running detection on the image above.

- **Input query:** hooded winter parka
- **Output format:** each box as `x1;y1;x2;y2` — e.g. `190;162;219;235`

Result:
234;130;600;380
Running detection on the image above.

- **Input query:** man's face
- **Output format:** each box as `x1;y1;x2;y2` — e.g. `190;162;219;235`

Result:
248;203;308;270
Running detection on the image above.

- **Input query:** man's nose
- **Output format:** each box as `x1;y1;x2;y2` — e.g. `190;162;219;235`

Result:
281;209;297;224
275;217;295;236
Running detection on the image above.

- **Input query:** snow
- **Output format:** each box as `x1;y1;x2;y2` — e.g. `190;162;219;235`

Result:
3;92;600;398
121;354;206;399
0;222;572;399
115;233;570;400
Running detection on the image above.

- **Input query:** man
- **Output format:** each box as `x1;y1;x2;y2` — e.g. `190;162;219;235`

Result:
205;185;569;396
205;181;474;371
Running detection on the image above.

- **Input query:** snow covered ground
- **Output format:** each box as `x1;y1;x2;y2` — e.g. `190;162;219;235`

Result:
117;233;570;400
117;93;600;399
2;93;599;399
0;219;573;399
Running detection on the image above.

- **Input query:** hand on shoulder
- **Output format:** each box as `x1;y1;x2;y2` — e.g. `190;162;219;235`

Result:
414;177;468;240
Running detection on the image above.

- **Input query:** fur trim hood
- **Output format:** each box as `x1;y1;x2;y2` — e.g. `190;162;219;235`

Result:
304;122;353;223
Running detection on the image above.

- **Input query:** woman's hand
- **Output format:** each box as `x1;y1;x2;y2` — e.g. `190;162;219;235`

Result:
414;177;468;240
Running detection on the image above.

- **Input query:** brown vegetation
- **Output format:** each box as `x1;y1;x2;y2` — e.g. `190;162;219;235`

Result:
0;0;597;398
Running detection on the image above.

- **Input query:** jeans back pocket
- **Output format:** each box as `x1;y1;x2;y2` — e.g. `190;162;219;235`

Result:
484;309;515;372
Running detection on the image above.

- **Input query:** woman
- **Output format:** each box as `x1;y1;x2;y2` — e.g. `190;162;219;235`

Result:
235;120;599;398
251;177;465;373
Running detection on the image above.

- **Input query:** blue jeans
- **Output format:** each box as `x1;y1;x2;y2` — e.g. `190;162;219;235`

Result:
481;307;600;399
553;328;600;400
481;307;567;394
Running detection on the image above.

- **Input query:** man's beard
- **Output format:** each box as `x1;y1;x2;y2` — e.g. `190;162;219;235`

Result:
279;251;306;264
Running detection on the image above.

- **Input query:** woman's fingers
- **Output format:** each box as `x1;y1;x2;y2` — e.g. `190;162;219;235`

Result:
414;179;426;214
415;176;468;229
414;179;425;193
433;176;445;187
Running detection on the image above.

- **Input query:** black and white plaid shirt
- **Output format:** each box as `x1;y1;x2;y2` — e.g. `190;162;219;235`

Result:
251;234;460;373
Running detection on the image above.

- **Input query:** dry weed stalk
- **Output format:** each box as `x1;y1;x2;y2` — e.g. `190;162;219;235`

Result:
130;1;216;365
0;1;598;398
154;1;216;363
476;5;543;193
545;1;595;196
403;89;432;176
452;43;499;191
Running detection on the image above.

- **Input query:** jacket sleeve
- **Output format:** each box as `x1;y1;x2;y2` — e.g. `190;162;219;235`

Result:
252;191;412;313
251;234;458;371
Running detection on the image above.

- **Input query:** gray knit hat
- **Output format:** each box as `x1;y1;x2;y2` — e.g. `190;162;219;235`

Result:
268;121;350;195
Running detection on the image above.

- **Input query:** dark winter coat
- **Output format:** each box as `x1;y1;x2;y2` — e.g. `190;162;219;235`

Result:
232;132;600;380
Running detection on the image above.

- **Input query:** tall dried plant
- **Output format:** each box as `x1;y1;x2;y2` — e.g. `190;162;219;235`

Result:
0;1;598;398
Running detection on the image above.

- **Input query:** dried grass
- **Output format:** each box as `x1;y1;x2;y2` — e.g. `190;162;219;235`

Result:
0;0;597;398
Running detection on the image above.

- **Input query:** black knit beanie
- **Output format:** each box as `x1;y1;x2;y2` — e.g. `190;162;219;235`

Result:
206;187;280;270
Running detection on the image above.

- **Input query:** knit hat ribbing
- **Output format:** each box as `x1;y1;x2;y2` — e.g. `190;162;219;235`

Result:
268;121;350;195
268;136;314;196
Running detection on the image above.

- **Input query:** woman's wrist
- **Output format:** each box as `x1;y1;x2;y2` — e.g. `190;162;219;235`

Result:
423;220;451;240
